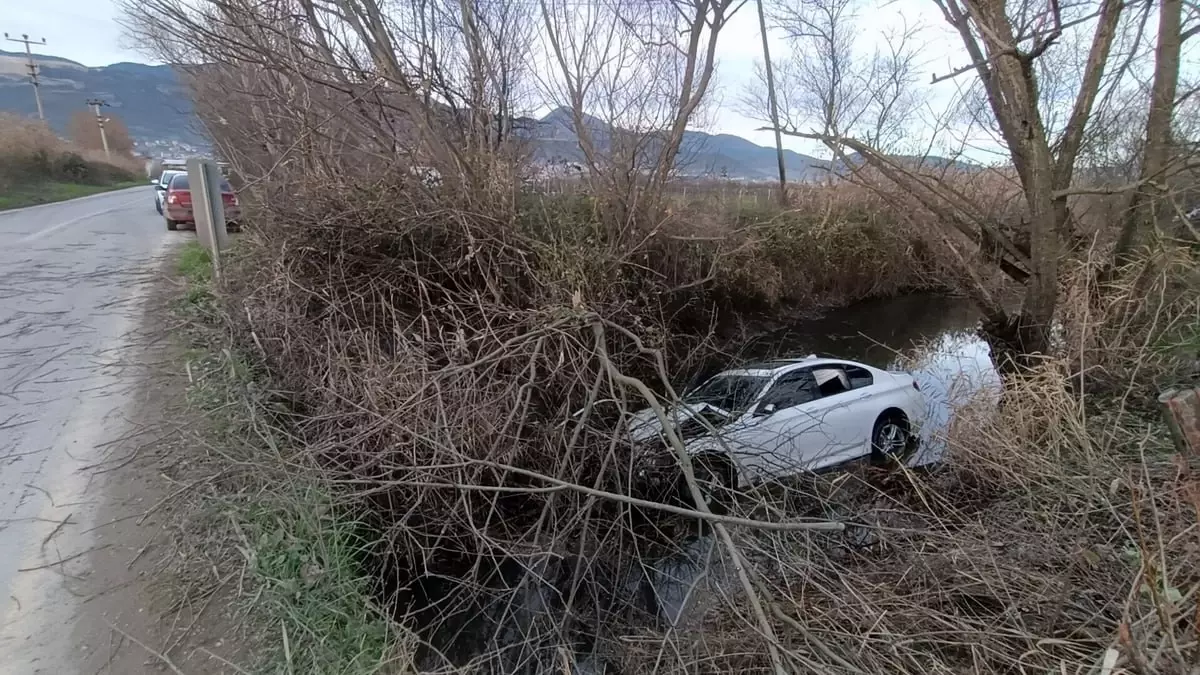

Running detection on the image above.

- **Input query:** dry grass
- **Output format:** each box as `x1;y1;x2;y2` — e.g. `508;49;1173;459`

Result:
181;145;1200;675
610;252;1200;674
1059;247;1200;398
0;113;141;195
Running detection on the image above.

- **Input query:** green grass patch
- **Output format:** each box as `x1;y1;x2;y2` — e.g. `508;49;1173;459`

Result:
177;242;216;315
178;241;215;283
242;488;402;675
172;243;407;674
0;180;144;211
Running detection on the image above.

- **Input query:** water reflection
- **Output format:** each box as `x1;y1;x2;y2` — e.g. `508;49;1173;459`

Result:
905;329;1002;464
733;293;985;368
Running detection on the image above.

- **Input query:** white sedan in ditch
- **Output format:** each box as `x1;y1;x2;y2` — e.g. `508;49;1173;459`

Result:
628;356;927;493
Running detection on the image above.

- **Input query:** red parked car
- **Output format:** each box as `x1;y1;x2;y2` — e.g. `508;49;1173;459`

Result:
163;173;242;232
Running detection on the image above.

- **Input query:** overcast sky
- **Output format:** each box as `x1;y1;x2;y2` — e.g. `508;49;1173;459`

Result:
5;0;979;159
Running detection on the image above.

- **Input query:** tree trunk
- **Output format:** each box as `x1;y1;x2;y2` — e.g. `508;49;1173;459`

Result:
757;0;788;205
1111;0;1183;264
971;0;1060;355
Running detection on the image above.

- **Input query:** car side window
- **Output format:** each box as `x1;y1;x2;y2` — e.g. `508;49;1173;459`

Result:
842;365;873;389
759;370;818;411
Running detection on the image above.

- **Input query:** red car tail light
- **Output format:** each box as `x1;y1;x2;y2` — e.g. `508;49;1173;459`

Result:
221;192;239;207
167;190;192;206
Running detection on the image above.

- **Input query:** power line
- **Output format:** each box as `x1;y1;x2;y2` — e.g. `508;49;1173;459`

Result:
3;33;47;120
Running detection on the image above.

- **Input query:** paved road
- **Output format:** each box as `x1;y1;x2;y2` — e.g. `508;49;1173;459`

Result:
0;187;178;672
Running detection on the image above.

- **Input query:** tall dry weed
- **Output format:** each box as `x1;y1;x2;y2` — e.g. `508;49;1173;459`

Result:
0;114;140;189
625;252;1200;674
0;113;64;157
1059;246;1200;397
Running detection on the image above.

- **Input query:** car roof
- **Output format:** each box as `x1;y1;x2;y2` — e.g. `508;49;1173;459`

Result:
717;356;876;378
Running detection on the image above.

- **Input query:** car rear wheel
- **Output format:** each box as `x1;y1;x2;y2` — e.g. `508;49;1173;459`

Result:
870;412;911;465
166;219;178;231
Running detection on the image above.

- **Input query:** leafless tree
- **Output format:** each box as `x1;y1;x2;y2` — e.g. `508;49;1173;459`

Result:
756;0;790;203
538;0;747;218
745;0;1193;357
121;0;540;197
1110;0;1187;262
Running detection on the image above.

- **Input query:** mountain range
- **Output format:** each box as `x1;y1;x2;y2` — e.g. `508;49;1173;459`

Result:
527;107;828;180
0;49;206;152
0;49;830;180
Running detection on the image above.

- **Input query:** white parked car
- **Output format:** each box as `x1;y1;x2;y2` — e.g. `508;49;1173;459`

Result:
153;169;183;215
627;356;927;500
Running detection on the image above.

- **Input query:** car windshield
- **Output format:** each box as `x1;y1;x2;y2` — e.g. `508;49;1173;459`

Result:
682;374;769;412
169;174;233;192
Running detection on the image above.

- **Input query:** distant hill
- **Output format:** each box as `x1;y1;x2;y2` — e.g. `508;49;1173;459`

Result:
0;51;830;178
527;107;828;180
0;50;206;151
832;152;979;175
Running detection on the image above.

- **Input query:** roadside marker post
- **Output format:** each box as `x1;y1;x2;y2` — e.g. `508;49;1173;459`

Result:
186;157;229;281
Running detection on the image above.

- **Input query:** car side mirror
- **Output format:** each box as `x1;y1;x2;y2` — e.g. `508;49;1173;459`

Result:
755;402;777;417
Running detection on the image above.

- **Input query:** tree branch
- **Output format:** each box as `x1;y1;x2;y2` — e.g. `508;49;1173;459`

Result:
930;0;1133;84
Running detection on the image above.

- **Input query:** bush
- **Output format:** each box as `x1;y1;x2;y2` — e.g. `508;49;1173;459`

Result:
175;157;957;673
0;114;139;190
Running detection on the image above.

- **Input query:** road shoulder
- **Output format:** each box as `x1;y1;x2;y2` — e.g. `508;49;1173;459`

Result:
67;253;247;674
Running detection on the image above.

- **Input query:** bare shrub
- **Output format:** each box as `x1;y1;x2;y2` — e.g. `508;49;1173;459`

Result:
0;113;63;157
612;254;1200;674
121;0;1200;673
0;113;140;189
220;177;744;670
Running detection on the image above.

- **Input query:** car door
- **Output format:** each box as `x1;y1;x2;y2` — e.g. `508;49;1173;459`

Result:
722;370;822;479
805;364;878;465
155;174;171;207
758;367;869;475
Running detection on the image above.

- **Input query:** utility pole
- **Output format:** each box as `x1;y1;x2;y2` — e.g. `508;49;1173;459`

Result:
755;0;788;206
86;98;111;158
4;33;47;120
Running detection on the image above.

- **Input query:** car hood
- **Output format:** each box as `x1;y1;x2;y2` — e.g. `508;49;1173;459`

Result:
627;401;736;443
